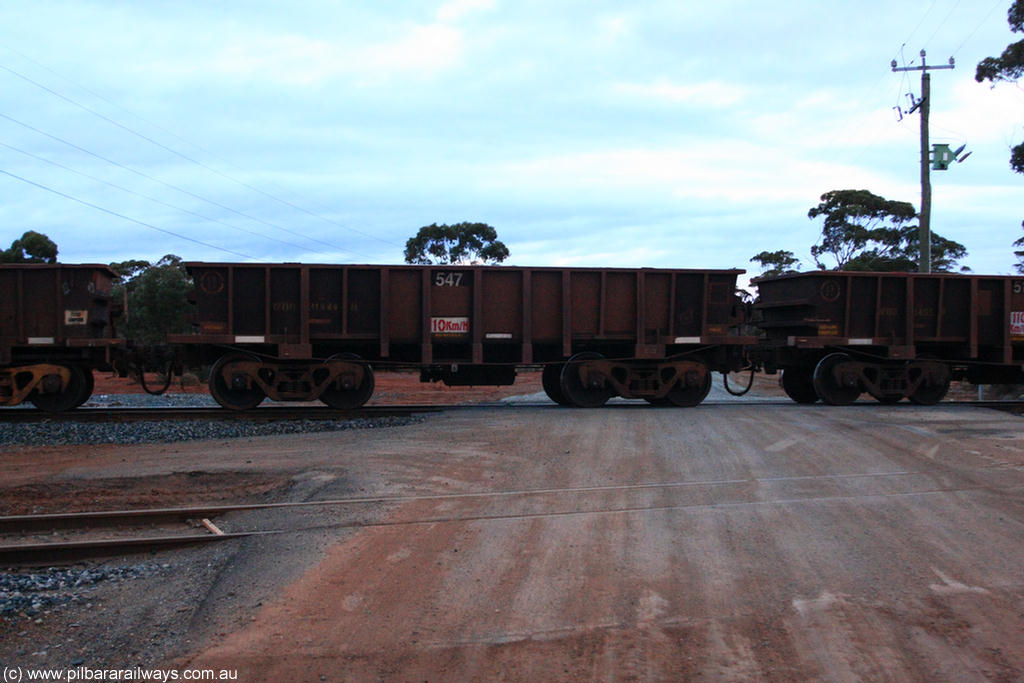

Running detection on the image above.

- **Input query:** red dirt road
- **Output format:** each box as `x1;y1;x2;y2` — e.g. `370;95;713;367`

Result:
169;404;1024;682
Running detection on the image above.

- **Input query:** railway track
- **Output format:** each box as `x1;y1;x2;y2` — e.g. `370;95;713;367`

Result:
0;507;252;565
0;398;1021;423
0;404;444;423
0;470;990;566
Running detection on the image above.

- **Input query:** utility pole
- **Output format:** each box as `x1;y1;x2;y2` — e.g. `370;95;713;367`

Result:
891;50;954;273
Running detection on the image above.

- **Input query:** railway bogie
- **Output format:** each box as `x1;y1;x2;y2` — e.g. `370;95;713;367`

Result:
206;353;375;410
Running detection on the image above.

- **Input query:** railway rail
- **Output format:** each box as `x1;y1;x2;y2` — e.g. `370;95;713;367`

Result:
0;404;443;423
0;507;252;565
0;468;997;566
0;398;1021;423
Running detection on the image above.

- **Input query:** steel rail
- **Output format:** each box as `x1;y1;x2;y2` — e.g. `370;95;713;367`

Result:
0;404;443;423
0;469;930;565
1;399;1020;423
1;471;981;566
0;468;934;532
1;533;252;565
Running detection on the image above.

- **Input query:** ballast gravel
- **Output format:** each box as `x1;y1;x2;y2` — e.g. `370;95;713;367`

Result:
1;564;169;618
1;393;424;446
0;415;423;446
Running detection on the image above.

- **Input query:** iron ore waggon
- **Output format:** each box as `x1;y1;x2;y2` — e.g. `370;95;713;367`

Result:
171;263;754;409
754;271;1024;405
0;264;122;411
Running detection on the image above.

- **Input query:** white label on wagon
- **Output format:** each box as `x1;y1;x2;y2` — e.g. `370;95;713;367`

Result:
64;309;88;325
27;337;55;345
1011;311;1024;337
431;316;469;336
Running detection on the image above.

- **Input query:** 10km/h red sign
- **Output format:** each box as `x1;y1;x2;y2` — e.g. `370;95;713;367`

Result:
431;316;470;336
1011;311;1024;338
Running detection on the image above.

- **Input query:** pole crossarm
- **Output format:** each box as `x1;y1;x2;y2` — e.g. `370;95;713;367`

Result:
891;49;955;73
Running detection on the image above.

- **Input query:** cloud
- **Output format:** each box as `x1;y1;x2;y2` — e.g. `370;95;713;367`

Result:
611;79;746;108
596;14;631;40
436;0;495;23
488;140;903;206
938;79;1024;145
356;23;465;82
153;22;467;87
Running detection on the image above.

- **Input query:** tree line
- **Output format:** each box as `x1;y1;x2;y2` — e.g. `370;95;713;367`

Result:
749;189;968;278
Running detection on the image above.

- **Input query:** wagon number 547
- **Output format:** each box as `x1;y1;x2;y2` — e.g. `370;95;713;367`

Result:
1014;280;1024;294
435;272;464;287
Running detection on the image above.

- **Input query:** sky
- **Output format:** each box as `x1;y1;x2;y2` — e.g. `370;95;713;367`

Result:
1;0;1021;286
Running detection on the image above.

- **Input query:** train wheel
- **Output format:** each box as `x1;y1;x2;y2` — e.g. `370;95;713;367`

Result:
542;364;571;405
209;354;265;410
664;366;712;407
560;352;613;408
908;375;949;405
781;367;819;404
29;365;89;413
812;353;861;406
320;354;375;409
74;368;95;408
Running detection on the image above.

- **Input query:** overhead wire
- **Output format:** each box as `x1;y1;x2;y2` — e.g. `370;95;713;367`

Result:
814;0;958;161
896;0;1011;156
0;55;404;250
903;0;940;49
0;168;255;260
951;0;1008;57
923;0;965;52
0;112;373;259
859;0;1000;161
0;140;320;254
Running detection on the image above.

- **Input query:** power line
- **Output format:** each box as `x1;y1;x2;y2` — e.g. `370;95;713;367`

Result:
818;8;958;162
952;0;1006;57
923;0;964;51
1;140;321;254
0;55;404;250
0;167;255;260
903;0;940;48
0;112;370;258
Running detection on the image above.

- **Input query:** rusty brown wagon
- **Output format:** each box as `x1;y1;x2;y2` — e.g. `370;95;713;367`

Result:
0;264;123;411
171;263;754;410
754;271;1024;405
